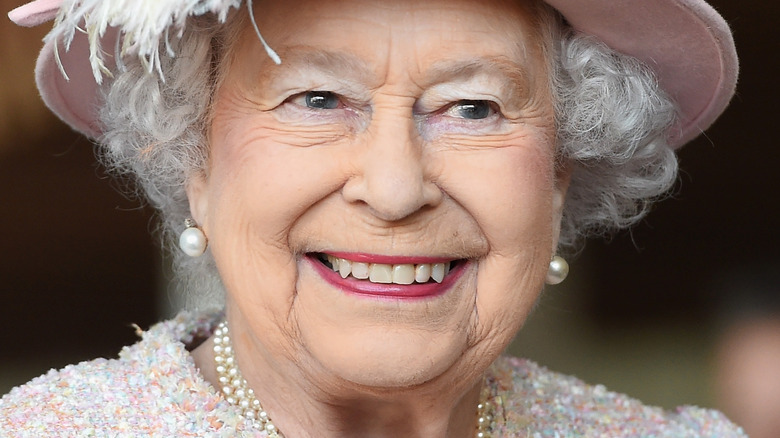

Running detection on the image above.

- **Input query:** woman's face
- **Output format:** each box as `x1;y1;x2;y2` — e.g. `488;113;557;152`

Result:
190;0;566;390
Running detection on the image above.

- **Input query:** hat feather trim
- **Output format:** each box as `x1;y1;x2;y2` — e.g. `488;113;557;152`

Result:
45;0;279;84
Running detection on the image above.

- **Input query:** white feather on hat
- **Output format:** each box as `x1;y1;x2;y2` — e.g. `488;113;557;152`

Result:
22;0;278;83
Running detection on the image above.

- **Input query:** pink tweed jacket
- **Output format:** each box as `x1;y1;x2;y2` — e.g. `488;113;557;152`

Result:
0;312;746;437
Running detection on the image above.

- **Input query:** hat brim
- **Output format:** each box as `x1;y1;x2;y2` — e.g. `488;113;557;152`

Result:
547;0;738;147
11;0;737;147
33;26;118;140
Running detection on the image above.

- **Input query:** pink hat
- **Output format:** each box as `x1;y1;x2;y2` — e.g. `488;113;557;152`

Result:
9;0;737;148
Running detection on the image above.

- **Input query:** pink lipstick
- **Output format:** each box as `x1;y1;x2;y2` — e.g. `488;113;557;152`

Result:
306;253;467;299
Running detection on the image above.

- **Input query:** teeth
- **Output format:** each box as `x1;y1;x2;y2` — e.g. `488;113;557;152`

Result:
338;259;351;278
351;262;370;280
431;263;446;283
393;264;415;285
414;264;431;283
369;264;393;283
321;255;453;285
327;255;339;270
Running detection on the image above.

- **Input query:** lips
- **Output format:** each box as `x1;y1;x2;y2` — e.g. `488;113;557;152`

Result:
307;252;467;299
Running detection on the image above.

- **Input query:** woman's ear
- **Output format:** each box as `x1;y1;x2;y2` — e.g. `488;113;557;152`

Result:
551;158;572;251
185;171;210;229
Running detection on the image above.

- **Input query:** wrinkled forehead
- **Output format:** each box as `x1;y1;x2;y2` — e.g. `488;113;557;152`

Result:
219;0;556;91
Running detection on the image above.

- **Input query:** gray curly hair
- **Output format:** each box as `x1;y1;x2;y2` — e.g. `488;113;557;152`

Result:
98;3;677;309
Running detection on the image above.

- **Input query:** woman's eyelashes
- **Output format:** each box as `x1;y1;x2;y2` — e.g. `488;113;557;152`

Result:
290;91;342;110
286;90;501;118
275;90;364;127
440;100;499;120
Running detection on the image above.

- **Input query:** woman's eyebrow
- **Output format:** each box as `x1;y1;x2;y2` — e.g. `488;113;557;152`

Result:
261;48;375;84
424;58;531;98
256;51;530;100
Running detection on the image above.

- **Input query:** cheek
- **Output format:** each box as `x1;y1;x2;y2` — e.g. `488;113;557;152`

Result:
433;136;556;345
207;115;353;237
204;118;359;340
202;114;357;314
433;137;556;251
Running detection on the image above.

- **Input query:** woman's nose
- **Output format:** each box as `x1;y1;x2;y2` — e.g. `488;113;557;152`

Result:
342;117;443;222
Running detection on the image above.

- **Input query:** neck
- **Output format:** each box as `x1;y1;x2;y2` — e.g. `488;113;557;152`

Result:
191;320;486;438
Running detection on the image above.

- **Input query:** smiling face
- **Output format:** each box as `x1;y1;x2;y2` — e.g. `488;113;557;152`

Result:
189;0;566;393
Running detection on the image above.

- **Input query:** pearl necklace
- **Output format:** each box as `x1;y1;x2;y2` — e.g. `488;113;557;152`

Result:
213;321;497;437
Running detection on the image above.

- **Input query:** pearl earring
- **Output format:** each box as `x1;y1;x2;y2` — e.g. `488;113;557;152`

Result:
546;255;569;285
179;218;208;257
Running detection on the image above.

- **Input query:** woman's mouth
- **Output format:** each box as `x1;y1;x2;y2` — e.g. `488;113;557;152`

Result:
307;252;467;299
317;253;454;284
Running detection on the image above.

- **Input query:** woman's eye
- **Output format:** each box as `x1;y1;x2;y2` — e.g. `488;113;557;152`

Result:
445;100;495;120
277;90;365;126
299;91;340;109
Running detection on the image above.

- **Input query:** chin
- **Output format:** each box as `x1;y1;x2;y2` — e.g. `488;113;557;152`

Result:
289;254;484;389
307;327;468;389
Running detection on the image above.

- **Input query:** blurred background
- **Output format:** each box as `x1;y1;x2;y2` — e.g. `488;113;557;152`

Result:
1;1;778;436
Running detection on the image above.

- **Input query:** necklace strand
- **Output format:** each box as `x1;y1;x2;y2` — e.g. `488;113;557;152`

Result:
213;322;283;437
213;321;496;437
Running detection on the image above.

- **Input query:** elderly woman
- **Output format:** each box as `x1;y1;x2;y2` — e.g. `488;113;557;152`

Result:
2;0;741;436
